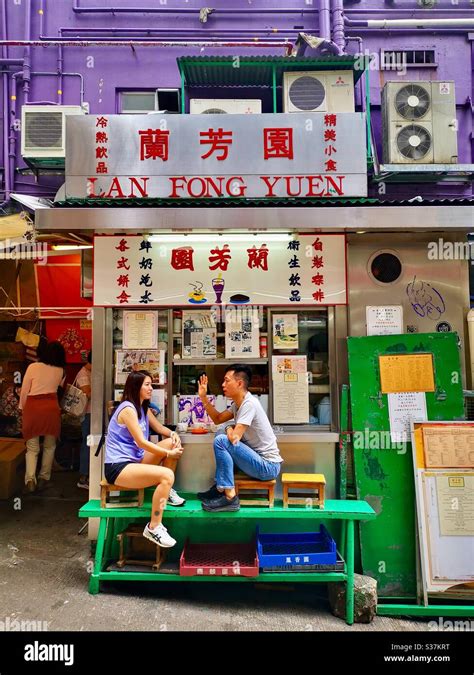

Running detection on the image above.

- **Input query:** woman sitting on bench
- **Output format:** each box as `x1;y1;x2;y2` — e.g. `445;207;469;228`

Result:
104;370;184;548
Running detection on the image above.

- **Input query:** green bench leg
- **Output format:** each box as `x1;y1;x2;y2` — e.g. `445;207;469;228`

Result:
346;520;354;625
89;517;107;595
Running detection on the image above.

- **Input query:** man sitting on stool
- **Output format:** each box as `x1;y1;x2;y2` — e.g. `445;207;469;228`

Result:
197;364;283;512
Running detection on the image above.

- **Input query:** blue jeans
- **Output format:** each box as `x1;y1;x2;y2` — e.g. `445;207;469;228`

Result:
80;413;91;476
213;433;281;489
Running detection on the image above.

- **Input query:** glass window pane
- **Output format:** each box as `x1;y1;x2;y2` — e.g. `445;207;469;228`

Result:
121;92;156;112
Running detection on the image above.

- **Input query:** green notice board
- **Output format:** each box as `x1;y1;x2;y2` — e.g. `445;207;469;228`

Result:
347;333;464;598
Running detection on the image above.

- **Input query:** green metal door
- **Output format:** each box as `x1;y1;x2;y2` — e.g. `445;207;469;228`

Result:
347;333;464;599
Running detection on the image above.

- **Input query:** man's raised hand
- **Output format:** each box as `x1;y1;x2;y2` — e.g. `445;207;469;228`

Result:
198;374;208;399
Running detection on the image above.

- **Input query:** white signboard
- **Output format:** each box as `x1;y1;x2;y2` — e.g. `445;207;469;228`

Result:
366;306;403;336
93;234;347;307
66;113;368;199
388;391;427;443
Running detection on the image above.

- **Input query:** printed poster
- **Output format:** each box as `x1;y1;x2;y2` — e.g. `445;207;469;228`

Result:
178;395;216;426
272;355;309;424
387;391;427;443
273;314;299;349
182;310;217;358
115;349;165;385
225;306;260;358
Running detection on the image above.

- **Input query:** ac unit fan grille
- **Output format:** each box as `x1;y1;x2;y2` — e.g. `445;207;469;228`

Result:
397;124;432;160
395;84;431;120
201;108;227;114
25;112;63;149
288;76;326;111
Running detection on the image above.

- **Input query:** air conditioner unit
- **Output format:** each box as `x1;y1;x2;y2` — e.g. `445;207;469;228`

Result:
382;81;458;164
283;70;355;113
21;105;86;158
189;99;262;114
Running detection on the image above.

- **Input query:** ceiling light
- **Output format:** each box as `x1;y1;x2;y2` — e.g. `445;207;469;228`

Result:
148;233;293;243
51;244;93;251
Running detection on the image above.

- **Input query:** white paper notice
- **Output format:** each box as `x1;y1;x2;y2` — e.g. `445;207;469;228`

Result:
366;306;403;336
388;391;427;443
123;311;158;349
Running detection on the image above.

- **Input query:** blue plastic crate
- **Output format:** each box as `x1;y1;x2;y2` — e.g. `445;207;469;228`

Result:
256;525;337;568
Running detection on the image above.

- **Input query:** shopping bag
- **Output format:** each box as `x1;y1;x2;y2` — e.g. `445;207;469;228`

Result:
61;378;88;418
15;327;40;348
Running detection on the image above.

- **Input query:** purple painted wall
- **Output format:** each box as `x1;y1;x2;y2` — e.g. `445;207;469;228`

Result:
1;0;473;204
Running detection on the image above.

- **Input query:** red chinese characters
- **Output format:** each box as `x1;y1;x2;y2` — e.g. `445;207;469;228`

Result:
171;247;195;271
323;114;337;172
200;128;233;161
311;238;325;303
139;129;170;161
263;128;294;160
209;245;232;271
95;116;109;174
247;245;269;271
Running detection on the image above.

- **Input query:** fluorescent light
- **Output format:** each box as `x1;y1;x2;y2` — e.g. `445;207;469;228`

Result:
51;244;93;251
148;233;292;243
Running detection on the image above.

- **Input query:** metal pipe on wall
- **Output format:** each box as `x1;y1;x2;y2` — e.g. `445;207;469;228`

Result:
345;17;474;28
319;0;331;42
23;0;31;102
72;2;318;14
331;0;345;54
0;40;293;49
1;0;11;205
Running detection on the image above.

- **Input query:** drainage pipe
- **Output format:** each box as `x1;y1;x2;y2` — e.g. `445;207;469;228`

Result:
1;0;11;205
345;17;474;28
72;2;317;14
0;40;292;49
319;0;331;42
332;0;345;53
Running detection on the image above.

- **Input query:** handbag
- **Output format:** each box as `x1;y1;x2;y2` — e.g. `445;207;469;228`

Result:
61;375;88;418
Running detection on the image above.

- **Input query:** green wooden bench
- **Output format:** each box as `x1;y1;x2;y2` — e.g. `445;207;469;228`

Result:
79;496;376;625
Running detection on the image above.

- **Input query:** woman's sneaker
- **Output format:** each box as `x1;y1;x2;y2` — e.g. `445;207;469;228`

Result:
143;523;176;548
167;488;186;506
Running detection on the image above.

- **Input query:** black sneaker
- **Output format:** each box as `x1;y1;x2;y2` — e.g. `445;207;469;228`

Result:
202;494;240;512
197;484;221;501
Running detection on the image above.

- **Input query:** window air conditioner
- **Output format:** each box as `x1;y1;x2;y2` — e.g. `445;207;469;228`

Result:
283;70;355;113
382;81;458;164
189;99;262;114
21;105;86;158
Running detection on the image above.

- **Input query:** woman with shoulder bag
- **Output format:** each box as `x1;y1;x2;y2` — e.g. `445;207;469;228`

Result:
20;341;66;493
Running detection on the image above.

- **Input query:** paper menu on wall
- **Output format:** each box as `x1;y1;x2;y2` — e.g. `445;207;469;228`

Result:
422;426;474;468
273;372;309;424
273;314;299;349
436;474;474;536
225;306;260;358
379;353;435;393
123;311;158;349
182;310;217;359
387;391;427;443
272;355;307;374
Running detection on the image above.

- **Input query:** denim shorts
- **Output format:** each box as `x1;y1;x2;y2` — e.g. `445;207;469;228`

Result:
104;461;134;485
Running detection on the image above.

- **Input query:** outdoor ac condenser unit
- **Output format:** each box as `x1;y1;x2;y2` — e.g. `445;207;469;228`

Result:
382;81;458;164
283;70;355;113
189;99;262;114
21;105;86;158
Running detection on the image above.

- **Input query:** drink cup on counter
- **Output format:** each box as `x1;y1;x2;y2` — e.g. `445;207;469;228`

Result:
176;422;188;433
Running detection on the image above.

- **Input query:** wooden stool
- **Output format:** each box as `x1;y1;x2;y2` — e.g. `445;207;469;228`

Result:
282;473;326;509
234;472;276;507
116;525;166;571
100;479;145;509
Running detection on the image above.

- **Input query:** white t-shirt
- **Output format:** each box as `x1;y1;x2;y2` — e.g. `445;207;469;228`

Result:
76;366;92;414
231;392;283;463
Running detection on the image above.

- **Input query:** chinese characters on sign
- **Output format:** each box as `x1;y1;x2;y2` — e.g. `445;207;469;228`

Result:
67;113;368;199
94;235;347;307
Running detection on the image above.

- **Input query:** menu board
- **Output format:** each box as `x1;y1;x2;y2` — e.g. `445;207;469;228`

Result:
182;310;217;359
422;426;474;468
436;474;474;536
379;353;435;393
123;310;158;349
272;355;309;424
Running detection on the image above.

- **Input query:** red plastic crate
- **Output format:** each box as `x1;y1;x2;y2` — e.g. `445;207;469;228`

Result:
179;539;259;577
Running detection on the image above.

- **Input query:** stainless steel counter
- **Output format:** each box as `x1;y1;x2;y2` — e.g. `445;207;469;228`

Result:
174;432;339;498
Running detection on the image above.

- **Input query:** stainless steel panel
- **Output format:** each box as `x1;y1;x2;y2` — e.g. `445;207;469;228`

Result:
347;232;470;383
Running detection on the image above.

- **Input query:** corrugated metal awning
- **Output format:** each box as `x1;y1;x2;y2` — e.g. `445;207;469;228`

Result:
177;55;370;87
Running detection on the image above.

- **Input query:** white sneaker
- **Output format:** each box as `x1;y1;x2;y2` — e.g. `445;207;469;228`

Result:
143;523;176;548
167;487;186;506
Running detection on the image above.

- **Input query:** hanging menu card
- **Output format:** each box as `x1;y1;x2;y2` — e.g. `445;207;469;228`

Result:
272;355;309;424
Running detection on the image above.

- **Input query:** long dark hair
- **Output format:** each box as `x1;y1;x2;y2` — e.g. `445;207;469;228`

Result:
40;341;66;368
121;370;152;418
